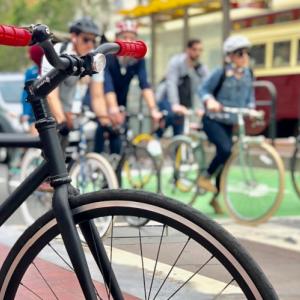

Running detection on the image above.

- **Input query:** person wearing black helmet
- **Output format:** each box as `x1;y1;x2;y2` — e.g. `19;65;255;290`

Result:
41;16;109;132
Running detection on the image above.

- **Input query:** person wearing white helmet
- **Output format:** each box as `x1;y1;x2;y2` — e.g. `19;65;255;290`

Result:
197;35;255;213
94;19;161;154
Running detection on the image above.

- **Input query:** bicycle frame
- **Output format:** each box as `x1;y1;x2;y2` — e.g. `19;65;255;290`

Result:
0;28;123;299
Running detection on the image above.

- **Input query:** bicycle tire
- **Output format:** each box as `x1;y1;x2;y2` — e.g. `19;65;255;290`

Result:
69;152;119;237
117;145;160;193
117;145;160;227
0;189;278;299
291;143;300;198
19;149;51;225
221;141;285;225
161;136;205;203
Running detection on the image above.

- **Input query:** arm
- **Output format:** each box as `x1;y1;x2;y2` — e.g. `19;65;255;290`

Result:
90;80;110;125
165;57;180;106
137;59;161;120
246;70;256;109
104;65;124;125
198;68;224;112
47;88;66;124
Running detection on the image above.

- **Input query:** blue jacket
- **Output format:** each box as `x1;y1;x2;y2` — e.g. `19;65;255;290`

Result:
199;66;255;124
21;65;39;123
104;55;150;107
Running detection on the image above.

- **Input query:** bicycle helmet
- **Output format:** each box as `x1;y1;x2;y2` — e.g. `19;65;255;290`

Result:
69;17;101;36
223;35;251;54
116;20;138;35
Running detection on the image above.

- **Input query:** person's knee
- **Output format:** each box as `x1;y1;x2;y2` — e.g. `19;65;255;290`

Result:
220;146;232;161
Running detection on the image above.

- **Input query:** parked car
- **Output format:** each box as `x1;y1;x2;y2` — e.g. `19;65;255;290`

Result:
0;73;24;133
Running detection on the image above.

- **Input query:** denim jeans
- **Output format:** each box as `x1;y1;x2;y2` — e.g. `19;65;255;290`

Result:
156;98;184;137
94;123;122;155
202;115;233;189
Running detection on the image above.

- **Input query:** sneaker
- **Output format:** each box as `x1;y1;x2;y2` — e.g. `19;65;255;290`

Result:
197;176;218;194
210;196;223;214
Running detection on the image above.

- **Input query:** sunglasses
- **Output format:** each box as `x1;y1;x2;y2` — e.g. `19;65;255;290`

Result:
82;36;96;45
234;49;251;57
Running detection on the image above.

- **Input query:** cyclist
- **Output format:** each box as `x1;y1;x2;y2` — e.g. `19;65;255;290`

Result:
20;45;44;135
41;17;108;133
95;19;161;154
198;35;255;213
156;39;208;137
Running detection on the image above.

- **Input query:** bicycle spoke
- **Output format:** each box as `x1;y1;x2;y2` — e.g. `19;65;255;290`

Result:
48;242;74;271
138;227;147;300
19;282;43;300
212;278;235;300
166;255;214;299
152;237;191;300
147;224;166;300
32;261;59;299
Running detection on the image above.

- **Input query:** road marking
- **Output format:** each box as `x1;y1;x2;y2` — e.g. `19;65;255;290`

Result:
219;218;300;253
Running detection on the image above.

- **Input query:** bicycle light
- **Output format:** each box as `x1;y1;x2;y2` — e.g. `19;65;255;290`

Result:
92;53;106;73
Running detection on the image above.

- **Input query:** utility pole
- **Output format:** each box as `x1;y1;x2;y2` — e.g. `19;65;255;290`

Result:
222;0;231;41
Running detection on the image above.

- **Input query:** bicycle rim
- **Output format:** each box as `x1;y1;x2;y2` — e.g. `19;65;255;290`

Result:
221;142;285;225
20;149;52;225
119;146;159;193
291;145;300;198
161;141;203;203
0;190;277;299
69;152;118;237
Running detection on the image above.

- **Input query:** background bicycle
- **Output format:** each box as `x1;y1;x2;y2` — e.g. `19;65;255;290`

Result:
291;124;300;198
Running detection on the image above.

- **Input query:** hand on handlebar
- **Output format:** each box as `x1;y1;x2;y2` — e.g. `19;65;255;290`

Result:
109;110;125;126
205;98;223;113
172;104;189;115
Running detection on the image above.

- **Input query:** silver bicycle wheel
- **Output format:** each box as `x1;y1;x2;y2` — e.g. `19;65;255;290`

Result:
221;141;285;225
20;149;52;225
69;152;118;237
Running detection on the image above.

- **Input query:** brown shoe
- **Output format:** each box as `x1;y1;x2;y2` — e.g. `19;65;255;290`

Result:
197;176;218;194
210;197;223;214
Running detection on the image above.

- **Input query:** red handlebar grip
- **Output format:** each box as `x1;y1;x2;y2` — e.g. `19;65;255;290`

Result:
116;40;147;59
0;25;32;46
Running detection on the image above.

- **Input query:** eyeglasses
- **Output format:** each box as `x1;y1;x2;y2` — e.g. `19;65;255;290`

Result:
234;49;251;57
82;36;96;45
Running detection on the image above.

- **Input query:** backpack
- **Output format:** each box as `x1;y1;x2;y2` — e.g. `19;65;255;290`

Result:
212;67;254;98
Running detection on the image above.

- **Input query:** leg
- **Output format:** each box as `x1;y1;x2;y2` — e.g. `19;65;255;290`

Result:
94;122;105;154
203;116;233;177
172;114;184;136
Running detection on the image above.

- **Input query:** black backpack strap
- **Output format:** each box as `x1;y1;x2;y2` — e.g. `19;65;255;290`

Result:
212;68;226;98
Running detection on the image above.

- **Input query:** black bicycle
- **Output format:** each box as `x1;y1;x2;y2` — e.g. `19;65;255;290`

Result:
291;125;300;198
0;24;278;299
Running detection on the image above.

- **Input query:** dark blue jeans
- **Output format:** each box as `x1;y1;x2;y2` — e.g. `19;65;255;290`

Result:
203;116;233;189
156;98;184;138
94;123;122;154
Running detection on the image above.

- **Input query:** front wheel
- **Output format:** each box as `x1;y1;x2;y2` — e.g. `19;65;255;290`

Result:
0;189;278;299
221;141;285;225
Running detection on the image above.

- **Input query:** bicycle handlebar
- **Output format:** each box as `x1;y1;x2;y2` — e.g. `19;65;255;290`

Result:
0;25;32;46
222;107;264;119
0;24;147;71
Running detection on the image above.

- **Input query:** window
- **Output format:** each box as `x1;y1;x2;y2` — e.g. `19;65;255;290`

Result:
251;44;266;68
274;12;293;23
297;40;300;64
273;41;291;67
251;16;268;27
